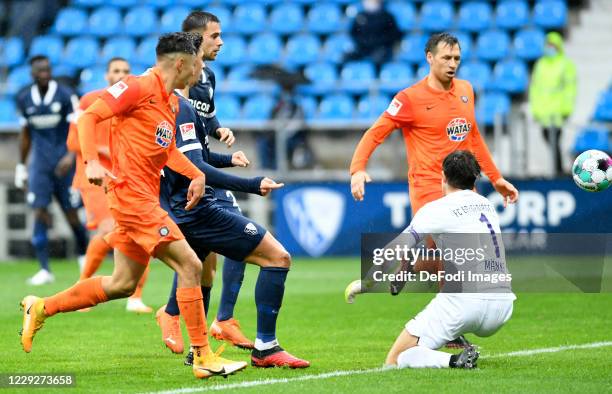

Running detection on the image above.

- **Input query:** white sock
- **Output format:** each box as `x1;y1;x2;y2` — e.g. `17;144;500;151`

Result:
254;338;279;351
397;346;451;369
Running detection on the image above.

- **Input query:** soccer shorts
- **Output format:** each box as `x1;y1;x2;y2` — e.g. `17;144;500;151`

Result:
27;166;80;210
79;184;112;230
180;204;266;262
409;184;444;216
214;188;242;214
405;294;515;350
105;187;184;266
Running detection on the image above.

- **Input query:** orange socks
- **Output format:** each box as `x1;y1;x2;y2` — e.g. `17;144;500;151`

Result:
176;287;208;348
44;277;108;316
80;235;112;280
130;266;149;299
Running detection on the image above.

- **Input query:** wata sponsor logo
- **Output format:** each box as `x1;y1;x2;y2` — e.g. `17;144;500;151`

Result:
244;222;258;236
155;120;173;148
283;188;345;257
446;117;472;142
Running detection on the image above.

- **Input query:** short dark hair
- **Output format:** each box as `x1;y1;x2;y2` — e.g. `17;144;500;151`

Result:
182;11;220;32
106;57;128;71
425;32;460;55
442;150;481;190
156;32;200;57
29;55;49;65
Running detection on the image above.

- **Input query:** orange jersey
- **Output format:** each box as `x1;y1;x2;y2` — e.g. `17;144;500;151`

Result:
351;77;501;186
67;89;112;190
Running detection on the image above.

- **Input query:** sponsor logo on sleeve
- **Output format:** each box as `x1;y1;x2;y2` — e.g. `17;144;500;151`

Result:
107;81;128;99
179;122;196;141
386;98;403;116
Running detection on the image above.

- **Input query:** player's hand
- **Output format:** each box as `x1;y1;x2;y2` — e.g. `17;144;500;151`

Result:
85;159;116;186
260;177;284;196
494;178;519;208
217;127;235;147
231;151;250;167
14;163;28;189
54;153;75;177
185;175;206;211
351;171;372;201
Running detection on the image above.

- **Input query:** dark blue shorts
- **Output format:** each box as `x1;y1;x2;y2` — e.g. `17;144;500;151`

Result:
27;167;80;210
213;188;242;213
180;204;266;262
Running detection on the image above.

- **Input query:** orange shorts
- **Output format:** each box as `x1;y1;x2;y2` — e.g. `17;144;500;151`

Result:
104;187;184;266
79;185;113;230
410;184;444;216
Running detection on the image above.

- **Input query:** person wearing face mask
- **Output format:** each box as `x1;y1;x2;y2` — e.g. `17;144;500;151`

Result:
345;0;402;64
529;32;577;176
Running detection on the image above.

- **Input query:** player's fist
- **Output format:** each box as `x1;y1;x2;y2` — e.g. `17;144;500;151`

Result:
351;170;372;201
185;175;206;211
14;163;28;189
260;177;284;196
217;127;235;147
231;151;250;167
493;178;519;207
85;159;115;186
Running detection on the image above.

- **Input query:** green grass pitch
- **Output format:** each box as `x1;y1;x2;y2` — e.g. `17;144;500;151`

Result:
0;258;611;393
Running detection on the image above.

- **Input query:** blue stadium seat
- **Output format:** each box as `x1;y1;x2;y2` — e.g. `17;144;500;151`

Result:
146;0;175;8
419;1;454;32
492;59;529;94
398;34;427;64
298;96;318;121
102;37;136;64
476;92;511;126
64;37;99;69
206;5;233;33
458;1;492;32
573;126;610;154
416;62;429;80
379;62;413;94
130;64;147;77
206;64;225;81
0;98;18;124
387;1;416;32
222;64;272;97
0;37;24;68
495;0;529;30
248;33;282;65
217;35;247;67
453;31;473;60
513;28;545;60
73;0;104;7
226;64;254;81
594;91;612;122
53;64;77;78
53;7;88;36
29;35;64;65
284;34;321;67
124;6;157;37
356;94;390;121
269;3;304;34
243;94;277;121
177;0;212;6
340;61;376;94
6;66;32;95
307;3;343;34
160;7;190;34
302;62;338;94
135;36;157;67
79;66;107;93
214;95;241;121
476;30;510;61
321;33;354;64
533;0;568;29
107;0;139;8
233;4;267;35
318;93;354;120
89;7;122;36
458;61;492;92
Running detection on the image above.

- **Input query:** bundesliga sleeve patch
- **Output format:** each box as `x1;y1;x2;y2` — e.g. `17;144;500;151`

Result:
107;81;128;99
179;122;196;141
386;98;403;116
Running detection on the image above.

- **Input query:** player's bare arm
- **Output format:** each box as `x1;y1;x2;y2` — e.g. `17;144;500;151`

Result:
15;125;30;189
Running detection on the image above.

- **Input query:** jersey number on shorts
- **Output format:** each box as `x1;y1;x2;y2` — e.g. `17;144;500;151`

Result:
479;213;500;258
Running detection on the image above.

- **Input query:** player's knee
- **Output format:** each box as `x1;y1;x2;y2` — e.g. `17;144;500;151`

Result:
266;249;291;269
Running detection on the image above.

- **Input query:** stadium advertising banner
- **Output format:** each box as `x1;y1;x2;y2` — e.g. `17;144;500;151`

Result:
274;179;612;257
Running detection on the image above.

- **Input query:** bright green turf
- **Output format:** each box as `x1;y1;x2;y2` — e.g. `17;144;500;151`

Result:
1;258;611;393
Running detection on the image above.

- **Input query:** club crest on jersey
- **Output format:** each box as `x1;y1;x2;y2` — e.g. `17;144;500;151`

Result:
155;120;173;148
461;96;469;103
446;117;472;142
159;226;169;237
179;122;196;141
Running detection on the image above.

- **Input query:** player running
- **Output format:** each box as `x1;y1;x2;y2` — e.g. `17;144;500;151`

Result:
19;32;247;379
156;11;253;353
66;57;152;313
158;34;309;369
346;151;515;369
15;55;89;285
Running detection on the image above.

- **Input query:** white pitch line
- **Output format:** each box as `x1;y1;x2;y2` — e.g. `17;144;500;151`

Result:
145;341;612;394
